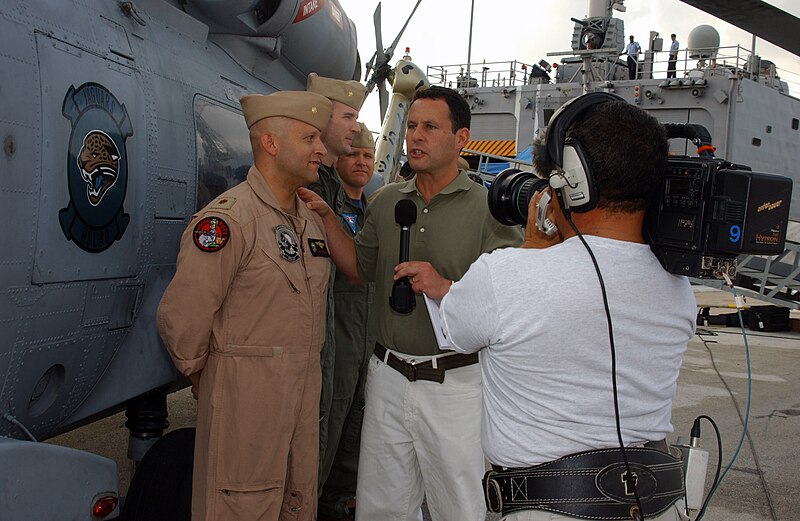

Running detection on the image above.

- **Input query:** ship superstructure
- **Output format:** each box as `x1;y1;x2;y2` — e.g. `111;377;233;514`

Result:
427;0;800;307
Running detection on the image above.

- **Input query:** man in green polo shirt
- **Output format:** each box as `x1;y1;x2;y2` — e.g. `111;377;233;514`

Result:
300;86;522;521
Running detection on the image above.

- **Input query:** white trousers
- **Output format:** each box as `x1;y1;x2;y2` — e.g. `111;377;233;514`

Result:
355;353;485;521
503;502;689;521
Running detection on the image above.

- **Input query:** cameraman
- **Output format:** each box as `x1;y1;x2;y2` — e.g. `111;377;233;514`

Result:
439;98;696;520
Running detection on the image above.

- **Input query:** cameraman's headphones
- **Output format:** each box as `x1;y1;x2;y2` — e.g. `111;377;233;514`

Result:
543;92;625;213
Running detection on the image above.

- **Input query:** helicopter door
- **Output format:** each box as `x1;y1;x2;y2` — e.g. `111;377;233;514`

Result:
33;31;142;283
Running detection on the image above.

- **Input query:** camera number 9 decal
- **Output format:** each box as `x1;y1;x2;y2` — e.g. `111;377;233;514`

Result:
729;225;742;243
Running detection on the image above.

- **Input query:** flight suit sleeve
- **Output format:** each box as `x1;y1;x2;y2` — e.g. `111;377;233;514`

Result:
157;213;248;376
309;166;340;209
481;217;524;254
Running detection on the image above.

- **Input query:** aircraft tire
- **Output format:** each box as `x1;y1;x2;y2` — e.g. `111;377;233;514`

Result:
120;427;195;521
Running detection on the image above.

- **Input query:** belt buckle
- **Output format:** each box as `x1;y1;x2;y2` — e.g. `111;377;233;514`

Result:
407;359;418;382
482;470;503;513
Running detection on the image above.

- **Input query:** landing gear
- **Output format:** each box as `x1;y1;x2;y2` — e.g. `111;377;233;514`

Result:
125;389;169;464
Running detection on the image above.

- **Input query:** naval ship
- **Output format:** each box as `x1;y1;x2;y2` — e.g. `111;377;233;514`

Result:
424;0;800;309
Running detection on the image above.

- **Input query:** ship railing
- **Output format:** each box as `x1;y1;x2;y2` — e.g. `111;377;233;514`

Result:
462;148;534;178
429;47;799;97
427;60;538;89
634;44;799;95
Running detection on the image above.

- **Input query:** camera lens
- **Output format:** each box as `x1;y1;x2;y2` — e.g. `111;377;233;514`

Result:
488;168;550;226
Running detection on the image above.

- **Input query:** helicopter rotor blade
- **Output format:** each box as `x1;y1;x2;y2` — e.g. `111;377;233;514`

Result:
384;0;423;60
364;2;385;97
378;82;389;122
365;0;424;101
374;2;384;64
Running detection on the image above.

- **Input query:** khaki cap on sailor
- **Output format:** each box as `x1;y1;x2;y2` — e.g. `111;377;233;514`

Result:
457;157;470;171
240;91;333;130
352;122;375;148
307;73;366;111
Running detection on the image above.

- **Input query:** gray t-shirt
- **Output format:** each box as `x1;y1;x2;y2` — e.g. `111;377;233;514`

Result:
440;235;696;468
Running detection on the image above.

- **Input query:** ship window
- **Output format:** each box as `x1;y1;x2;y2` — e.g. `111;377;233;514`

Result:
543;109;556;126
194;98;251;211
752;137;762;147
765;125;772;134
792;118;799;130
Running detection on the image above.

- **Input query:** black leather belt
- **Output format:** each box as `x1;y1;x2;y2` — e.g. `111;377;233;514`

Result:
484;447;685;519
373;343;479;384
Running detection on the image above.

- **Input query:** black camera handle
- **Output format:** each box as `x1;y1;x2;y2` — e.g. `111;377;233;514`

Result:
664;123;716;158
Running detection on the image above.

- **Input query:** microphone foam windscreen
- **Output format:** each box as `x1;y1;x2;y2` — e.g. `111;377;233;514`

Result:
394;199;417;226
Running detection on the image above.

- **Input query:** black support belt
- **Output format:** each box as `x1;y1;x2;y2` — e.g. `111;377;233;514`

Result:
373;343;479;384
483;447;685;520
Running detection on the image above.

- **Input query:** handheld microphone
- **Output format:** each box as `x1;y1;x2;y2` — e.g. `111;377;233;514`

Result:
390;199;417;313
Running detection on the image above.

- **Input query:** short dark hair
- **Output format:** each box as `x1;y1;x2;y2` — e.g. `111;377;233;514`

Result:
411;86;471;133
671;33;676;38
533;100;668;212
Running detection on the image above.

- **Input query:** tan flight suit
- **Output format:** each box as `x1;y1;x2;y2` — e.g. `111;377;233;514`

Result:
158;167;330;521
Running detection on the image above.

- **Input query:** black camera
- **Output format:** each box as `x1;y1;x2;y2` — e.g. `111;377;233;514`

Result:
487;160;793;279
645;157;792;278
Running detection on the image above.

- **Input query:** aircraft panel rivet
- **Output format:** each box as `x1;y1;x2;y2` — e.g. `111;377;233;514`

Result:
4;136;15;157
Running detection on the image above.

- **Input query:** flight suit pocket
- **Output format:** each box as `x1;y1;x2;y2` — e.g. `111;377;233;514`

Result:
257;246;303;294
217;479;282;520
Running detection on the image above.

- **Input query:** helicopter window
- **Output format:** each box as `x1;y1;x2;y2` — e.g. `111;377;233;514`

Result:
792;118;799;130
255;0;281;25
194;98;251;211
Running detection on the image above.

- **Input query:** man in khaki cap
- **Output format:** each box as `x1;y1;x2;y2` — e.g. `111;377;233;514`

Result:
318;123;376;520
158;90;333;521
299;86;523;521
305;73;367;495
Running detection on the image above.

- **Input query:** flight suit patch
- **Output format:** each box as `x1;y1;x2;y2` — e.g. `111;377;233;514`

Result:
210;197;237;210
275;224;300;262
308;238;330;257
342;212;358;234
193;216;230;252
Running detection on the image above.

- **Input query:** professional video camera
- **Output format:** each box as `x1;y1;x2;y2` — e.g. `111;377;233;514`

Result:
487;156;792;279
645;156;792;278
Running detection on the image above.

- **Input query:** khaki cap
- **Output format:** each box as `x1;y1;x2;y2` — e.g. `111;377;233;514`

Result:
457;157;470;171
352;122;375;148
240;91;333;130
307;73;366;110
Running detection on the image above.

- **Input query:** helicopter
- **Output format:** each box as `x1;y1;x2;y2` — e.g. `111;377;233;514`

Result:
0;0;364;519
0;0;432;516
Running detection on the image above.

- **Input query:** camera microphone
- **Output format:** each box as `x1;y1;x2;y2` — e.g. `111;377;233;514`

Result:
390;199;417;313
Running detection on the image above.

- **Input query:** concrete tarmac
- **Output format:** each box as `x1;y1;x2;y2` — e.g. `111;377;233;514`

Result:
51;286;800;520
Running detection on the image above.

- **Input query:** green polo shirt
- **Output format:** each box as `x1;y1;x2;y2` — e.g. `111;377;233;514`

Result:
355;171;523;356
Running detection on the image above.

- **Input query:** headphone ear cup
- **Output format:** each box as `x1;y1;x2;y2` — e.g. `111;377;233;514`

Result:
550;141;598;213
543;92;625;168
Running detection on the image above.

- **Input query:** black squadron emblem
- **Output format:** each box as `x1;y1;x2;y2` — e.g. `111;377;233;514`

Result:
59;82;132;253
275;225;301;262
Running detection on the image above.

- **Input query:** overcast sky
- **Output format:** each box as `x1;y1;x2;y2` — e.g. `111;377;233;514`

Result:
341;0;800;134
